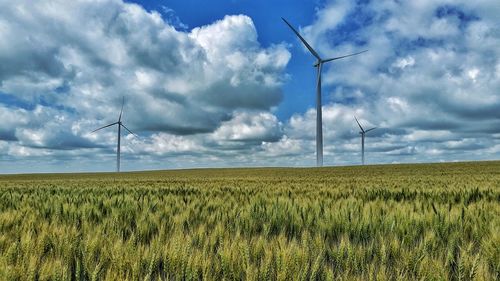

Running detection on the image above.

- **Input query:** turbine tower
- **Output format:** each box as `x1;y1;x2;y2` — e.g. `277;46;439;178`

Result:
282;17;367;166
91;97;137;172
355;116;376;165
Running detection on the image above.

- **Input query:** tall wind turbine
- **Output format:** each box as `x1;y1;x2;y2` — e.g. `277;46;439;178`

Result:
282;17;367;166
354;116;376;165
91;97;137;172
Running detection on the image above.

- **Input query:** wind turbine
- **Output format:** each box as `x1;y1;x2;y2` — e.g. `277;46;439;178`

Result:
282;17;367;166
354;116;376;165
91;97;137;172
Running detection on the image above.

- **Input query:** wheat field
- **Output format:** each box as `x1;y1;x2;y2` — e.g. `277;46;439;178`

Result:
0;161;499;280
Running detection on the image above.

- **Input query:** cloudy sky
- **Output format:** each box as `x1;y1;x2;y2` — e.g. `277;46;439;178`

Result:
0;0;499;173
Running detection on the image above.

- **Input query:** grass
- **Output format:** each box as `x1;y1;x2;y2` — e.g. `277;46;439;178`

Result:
0;161;499;280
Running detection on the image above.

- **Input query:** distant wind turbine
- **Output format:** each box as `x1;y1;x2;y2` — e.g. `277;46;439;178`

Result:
91;97;137;172
282;17;367;167
354;116;376;165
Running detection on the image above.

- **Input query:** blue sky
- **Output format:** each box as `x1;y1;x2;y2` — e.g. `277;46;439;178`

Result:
0;0;499;173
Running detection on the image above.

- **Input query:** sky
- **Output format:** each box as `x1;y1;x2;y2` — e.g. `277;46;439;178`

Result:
0;0;499;173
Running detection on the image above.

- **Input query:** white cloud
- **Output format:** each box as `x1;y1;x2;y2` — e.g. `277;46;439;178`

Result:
0;1;290;136
141;133;202;155
392;56;415;70
213;111;282;142
262;136;305;157
1;0;500;172
276;0;500;165
0;0;296;171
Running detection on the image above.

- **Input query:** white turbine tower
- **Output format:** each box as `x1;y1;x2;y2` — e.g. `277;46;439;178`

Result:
92;97;137;172
282;17;367;167
354;116;376;165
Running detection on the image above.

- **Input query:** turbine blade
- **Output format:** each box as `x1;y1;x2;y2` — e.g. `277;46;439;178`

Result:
322;50;368;63
366;127;377;133
118;96;125;121
121;124;138;138
354;116;364;133
282;17;321;60
91;122;118;133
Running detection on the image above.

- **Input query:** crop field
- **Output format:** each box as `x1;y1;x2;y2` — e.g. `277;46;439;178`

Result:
0;161;499;280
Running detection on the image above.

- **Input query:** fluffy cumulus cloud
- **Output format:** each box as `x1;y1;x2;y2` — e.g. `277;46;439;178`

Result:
272;0;500;165
1;0;500;172
0;0;291;172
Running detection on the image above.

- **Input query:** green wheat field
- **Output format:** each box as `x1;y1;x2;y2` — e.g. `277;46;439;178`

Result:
0;161;499;280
